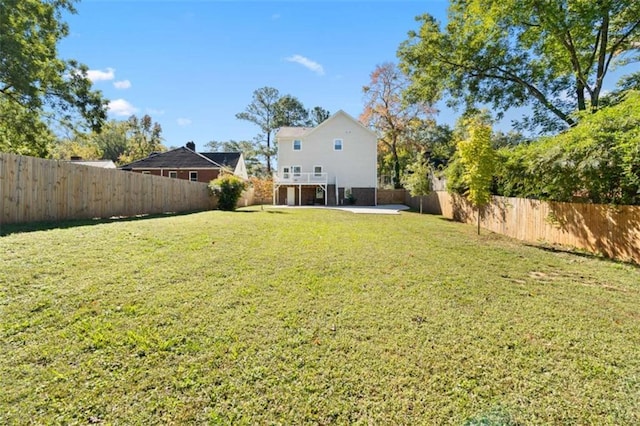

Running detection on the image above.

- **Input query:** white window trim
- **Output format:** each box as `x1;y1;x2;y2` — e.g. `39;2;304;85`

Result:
168;171;177;178
334;138;343;151
293;140;302;151
292;165;301;177
189;171;198;182
283;167;290;179
313;165;323;177
141;170;151;174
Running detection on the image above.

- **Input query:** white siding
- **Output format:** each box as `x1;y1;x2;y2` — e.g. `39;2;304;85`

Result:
276;111;377;188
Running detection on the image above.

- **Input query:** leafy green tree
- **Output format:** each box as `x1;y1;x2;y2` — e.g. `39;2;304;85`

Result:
0;97;56;156
495;90;640;205
209;174;248;211
119;114;165;164
402;157;431;214
309;106;331;126
360;62;433;188
274;95;309;127
454;114;496;234
236;87;281;173
0;0;107;155
205;139;266;177
398;0;640;133
93;121;130;163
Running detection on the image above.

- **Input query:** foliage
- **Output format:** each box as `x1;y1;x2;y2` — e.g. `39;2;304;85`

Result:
494;91;640;205
249;176;273;204
309;106;331;126
0;0;107;152
205;139;266;177
2;208;640;424
360;62;433;188
0;97;56;157
402;157;431;198
118;115;165;164
236;87;330;174
398;0;640;133
209;174;247;211
235;87;281;173
456;115;496;209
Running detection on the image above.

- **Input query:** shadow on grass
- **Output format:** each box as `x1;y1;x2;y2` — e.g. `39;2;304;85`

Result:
525;242;639;267
0;210;205;237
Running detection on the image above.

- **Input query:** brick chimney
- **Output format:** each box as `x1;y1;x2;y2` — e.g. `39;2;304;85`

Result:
186;141;196;151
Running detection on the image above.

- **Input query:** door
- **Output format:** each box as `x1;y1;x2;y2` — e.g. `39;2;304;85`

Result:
287;187;296;206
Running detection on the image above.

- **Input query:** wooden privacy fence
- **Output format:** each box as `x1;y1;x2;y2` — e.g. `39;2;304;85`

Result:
406;191;640;264
1;153;217;225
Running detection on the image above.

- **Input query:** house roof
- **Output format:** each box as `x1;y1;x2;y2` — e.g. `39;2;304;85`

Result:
275;110;378;140
119;147;224;170
69;160;117;169
200;152;241;169
276;127;312;138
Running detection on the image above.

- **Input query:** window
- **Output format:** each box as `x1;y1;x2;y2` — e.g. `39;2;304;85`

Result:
283;167;290;179
168;171;177;178
315;187;324;199
293;140;301;151
141;170;151;174
313;165;323;177
292;166;301;177
334;139;343;151
189;171;198;182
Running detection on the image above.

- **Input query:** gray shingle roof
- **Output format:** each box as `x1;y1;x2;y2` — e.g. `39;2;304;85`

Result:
120;147;222;170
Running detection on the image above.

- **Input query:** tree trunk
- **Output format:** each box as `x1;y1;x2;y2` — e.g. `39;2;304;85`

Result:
266;131;272;174
477;207;481;235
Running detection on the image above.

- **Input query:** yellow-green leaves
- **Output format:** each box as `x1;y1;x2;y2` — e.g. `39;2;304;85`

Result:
457;115;496;208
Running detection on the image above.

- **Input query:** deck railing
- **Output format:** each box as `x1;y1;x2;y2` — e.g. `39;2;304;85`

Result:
273;172;328;184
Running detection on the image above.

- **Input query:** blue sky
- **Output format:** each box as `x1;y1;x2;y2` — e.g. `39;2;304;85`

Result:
59;1;638;152
60;0;448;151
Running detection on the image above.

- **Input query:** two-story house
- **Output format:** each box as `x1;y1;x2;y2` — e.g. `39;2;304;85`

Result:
273;110;377;206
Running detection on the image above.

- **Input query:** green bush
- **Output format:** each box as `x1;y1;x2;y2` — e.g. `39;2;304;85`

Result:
493;91;640;205
209;174;247;211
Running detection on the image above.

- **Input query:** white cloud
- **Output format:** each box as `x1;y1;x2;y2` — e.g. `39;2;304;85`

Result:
87;68;115;82
285;54;325;76
108;99;138;116
113;80;131;89
177;118;192;126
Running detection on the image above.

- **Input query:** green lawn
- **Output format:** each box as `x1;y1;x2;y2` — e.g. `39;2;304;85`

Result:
1;206;639;425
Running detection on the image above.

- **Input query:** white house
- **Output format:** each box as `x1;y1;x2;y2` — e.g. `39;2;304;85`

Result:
273;110;378;206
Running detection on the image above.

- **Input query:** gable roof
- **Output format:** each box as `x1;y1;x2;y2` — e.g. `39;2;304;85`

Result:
275;110;377;140
120;147;224;170
276;127;312;138
200;152;242;169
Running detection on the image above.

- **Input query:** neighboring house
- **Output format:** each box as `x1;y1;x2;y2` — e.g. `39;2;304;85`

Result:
119;142;248;182
274;110;377;206
68;158;117;169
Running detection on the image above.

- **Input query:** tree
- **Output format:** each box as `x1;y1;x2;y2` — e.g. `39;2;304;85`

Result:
274;95;309;127
402;156;431;214
360;62;433;188
119;114;165;164
309;106;331;126
236;87;280;173
0;0;108;155
0;97;56;157
455;114;496;234
398;0;640;133
205;139;266;177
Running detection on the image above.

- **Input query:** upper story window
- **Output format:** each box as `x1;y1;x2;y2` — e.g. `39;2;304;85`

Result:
313;165;323;177
293;140;302;151
334;139;343;151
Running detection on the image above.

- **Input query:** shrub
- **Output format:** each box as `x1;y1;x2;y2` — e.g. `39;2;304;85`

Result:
209;175;247;211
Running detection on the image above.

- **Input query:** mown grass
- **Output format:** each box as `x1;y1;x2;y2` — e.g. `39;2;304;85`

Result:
1;206;639;425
